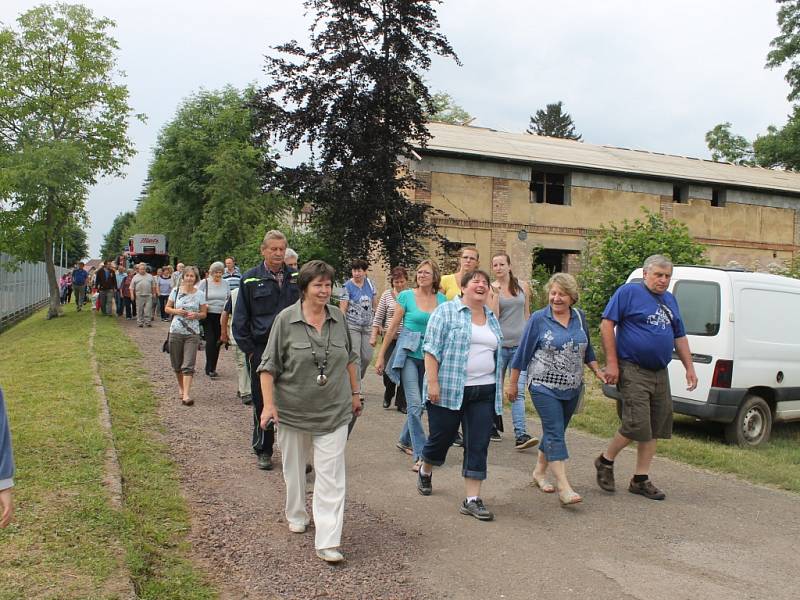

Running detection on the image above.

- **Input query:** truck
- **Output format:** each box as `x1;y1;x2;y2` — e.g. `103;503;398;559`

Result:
124;234;170;271
603;265;800;447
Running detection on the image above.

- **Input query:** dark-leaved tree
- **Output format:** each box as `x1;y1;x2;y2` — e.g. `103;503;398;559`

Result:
526;101;582;140
253;0;459;271
100;211;135;259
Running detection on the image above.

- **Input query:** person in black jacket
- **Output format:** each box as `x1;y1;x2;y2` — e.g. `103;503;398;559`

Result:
232;230;300;470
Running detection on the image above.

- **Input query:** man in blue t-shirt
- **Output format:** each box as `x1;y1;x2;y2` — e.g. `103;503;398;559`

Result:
594;255;697;501
71;262;88;311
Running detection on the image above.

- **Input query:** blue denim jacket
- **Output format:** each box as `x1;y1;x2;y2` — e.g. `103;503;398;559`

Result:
385;329;422;385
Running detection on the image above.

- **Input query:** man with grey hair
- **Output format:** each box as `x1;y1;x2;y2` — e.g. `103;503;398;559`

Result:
595;254;697;500
284;248;299;270
233;230;300;470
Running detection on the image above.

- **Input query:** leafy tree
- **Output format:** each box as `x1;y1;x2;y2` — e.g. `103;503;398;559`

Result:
705;122;755;165
100;211;136;259
60;221;89;266
131;86;289;269
0;3;140;318
428;91;472;124
578;209;707;326
254;0;459;271
766;0;800;102
526;101;582;140
752;108;800;170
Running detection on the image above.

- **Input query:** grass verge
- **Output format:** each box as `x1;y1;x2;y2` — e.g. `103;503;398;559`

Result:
571;379;800;493
0;306;216;599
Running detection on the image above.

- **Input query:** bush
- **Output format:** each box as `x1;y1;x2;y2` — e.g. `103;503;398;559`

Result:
578;208;707;326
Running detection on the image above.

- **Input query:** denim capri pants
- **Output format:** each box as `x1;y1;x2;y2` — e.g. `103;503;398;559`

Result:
530;385;581;462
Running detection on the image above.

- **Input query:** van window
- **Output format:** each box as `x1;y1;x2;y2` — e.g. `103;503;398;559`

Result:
673;281;720;336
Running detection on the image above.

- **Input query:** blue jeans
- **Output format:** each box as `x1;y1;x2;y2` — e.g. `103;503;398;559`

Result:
397;357;427;460
530;385;581;462
421;384;495;480
499;346;528;438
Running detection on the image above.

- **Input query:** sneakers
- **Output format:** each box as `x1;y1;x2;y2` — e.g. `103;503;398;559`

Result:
451;432;464;447
594;455;615;492
459;497;494;521
316;548;344;563
514;434;539;450
257;454;273;470
628;478;666;500
289;521;308;533
417;469;432;496
490;431;502;443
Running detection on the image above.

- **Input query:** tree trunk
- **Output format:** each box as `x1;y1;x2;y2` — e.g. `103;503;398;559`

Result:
43;205;62;320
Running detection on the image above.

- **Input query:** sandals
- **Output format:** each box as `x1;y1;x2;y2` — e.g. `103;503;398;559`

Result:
396;441;413;456
558;490;583;506
531;473;556;493
411;459;422;472
181;398;194;406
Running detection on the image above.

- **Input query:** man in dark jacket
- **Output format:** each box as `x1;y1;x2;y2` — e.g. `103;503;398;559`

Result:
94;259;118;316
232;230;299;470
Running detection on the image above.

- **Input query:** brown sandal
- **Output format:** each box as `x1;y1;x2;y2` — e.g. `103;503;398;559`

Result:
181;398;194;406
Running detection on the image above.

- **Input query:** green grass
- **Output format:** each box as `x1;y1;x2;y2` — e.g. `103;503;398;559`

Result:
571;379;800;493
0;306;216;599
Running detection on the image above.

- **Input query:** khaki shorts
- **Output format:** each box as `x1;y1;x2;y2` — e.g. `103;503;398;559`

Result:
617;360;672;442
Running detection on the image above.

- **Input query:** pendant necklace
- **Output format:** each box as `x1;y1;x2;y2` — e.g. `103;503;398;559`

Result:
304;316;331;386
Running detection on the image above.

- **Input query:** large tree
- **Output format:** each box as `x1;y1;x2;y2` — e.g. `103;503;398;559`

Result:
0;3;140;318
526;101;582;140
706;1;800;169
100;210;136;260
131;86;289;269
254;0;459;271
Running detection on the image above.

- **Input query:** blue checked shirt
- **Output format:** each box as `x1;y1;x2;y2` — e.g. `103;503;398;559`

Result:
422;297;504;415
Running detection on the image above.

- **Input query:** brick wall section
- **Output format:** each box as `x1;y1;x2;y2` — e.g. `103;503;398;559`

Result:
414;171;432;204
566;253;582;274
795;209;800;252
660;196;673;220
491;177;511;256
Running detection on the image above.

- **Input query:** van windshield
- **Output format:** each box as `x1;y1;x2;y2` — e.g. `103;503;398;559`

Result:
673;280;720;336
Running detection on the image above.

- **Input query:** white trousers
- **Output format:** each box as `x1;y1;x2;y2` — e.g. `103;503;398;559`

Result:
278;422;348;550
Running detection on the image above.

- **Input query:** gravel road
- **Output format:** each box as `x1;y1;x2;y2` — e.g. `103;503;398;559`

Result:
123;317;800;600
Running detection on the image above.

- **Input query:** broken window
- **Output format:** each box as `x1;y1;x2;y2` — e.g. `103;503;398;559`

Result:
673;184;688;204
711;188;726;207
530;171;567;205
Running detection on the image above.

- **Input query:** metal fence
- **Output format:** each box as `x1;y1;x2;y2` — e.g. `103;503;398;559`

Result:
0;253;69;331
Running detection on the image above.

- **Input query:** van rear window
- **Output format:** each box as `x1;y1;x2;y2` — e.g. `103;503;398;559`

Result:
673;281;720;336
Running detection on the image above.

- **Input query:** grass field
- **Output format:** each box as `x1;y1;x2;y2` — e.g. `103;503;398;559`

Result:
0;306;216;599
571;379;800;493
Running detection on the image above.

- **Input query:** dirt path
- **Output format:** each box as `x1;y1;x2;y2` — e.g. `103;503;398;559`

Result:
123;318;800;600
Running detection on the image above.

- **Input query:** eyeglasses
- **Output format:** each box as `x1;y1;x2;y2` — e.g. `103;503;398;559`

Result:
417;270;433;276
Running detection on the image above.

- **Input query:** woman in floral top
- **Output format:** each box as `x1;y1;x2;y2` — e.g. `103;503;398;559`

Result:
165;266;208;406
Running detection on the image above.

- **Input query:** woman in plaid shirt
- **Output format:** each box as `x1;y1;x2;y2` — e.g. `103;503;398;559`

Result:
416;269;504;521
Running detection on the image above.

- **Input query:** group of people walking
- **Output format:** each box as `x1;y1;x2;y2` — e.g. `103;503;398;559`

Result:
71;232;695;566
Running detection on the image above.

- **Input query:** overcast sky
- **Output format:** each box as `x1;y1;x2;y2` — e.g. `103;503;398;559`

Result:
1;0;792;258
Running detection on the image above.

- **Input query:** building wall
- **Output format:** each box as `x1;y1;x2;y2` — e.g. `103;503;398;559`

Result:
405;155;799;284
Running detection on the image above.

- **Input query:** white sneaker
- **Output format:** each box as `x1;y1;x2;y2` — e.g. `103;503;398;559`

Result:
316;548;344;563
288;522;307;533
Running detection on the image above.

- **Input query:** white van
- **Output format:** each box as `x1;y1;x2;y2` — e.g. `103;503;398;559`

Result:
602;265;800;447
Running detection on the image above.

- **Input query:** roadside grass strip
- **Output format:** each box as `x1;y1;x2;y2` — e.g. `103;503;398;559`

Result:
0;306;216;599
573;380;800;493
0;308;130;599
91;313;216;599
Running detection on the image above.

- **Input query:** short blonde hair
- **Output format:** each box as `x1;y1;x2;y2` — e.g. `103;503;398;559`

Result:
545;272;579;305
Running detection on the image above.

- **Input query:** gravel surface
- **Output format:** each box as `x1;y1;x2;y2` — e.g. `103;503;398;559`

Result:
121;316;800;600
123;317;428;600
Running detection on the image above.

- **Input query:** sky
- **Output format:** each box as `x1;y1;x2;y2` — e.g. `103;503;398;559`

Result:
0;0;793;258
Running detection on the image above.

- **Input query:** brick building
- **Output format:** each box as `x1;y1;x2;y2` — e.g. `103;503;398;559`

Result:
398;122;800;280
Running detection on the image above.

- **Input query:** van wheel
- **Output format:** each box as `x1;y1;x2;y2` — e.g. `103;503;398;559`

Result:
724;395;772;447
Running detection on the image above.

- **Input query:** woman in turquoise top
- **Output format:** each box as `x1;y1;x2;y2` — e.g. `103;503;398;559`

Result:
375;259;446;469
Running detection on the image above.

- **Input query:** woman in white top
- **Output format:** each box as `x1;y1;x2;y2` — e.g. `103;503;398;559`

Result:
165;266;208;405
198;261;230;379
